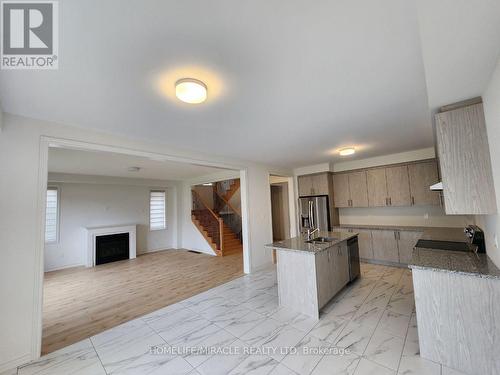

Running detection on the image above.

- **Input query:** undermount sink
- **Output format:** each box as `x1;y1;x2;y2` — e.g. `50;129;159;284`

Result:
305;237;338;244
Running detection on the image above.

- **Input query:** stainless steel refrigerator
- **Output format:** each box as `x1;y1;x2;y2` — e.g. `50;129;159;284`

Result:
299;196;330;232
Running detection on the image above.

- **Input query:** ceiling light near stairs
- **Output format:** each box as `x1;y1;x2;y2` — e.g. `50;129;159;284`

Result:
175;78;207;104
339;148;356;156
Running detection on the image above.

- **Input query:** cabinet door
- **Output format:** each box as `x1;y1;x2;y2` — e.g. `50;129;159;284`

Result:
408;161;441;206
338;242;350;286
348;171;369;207
371;230;399;263
436;103;497;214
298;175;313;197
312;173;330;195
386;166;411;206
397;231;422;264
367;168;388;207
332;173;350;207
356;229;373;260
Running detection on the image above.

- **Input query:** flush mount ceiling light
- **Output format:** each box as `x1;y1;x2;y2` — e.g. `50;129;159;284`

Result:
127;166;141;172
339;148;356;156
175;78;207;104
202;182;213;186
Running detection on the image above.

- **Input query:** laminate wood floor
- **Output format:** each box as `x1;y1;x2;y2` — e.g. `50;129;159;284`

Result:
42;249;243;355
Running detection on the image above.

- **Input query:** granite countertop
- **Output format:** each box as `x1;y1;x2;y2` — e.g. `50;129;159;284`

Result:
265;230;358;254
409;248;500;280
409;227;500;279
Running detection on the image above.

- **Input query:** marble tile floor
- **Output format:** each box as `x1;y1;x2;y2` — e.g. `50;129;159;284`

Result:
15;263;469;375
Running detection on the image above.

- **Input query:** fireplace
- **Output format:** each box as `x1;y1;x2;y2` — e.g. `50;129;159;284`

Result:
96;233;130;265
86;225;137;267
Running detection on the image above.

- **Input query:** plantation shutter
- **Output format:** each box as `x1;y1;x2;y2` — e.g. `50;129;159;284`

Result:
150;190;166;230
45;188;58;242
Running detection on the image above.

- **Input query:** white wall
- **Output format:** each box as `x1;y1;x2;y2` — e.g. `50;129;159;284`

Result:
0;113;288;371
44;174;177;272
475;57;500;268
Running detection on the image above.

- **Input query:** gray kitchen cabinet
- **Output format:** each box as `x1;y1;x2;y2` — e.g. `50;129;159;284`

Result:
435;103;497;214
312;173;330;195
408;161;441;206
298;173;330;196
371;229;399;263
386;166;411;206
397;230;422;264
367;168;388;207
336;242;350;288
298;175;314;196
332;173;350;207
348;171;369;207
356;229;374;260
332;171;368;207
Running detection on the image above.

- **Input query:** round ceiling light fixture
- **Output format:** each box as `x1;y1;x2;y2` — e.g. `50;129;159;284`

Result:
339;148;356;156
175;78;207;104
127;166;141;172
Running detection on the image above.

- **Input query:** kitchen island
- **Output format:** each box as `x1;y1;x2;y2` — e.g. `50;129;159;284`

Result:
266;231;358;319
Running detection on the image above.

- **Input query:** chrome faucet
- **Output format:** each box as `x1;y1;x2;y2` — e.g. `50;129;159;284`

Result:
306;227;320;241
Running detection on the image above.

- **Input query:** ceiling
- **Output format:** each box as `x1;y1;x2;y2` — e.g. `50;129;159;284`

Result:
1;0;500;168
48;148;229;181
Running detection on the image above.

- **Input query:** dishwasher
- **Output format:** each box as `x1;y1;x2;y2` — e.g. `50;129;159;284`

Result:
347;237;360;281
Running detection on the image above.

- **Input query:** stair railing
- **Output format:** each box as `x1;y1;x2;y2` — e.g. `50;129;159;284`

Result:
192;189;224;251
212;189;242;243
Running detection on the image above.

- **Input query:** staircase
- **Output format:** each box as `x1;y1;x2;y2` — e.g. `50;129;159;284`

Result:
191;188;242;256
220;179;240;201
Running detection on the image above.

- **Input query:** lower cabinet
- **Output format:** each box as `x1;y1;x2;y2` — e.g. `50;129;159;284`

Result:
315;244;350;308
371;229;400;263
397;230;423;264
357;229;374;260
335;226;422;265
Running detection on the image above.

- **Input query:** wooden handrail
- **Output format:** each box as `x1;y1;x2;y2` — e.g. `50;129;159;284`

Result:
213;189;242;217
191;189;219;220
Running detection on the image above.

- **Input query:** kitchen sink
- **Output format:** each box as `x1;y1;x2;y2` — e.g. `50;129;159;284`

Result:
305;237;338;244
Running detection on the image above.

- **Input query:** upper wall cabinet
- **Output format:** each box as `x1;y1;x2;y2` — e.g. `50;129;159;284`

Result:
298;172;329;196
332;171;368;207
333;160;441;208
408;161;440;206
367;168;388;207
385;166;411;207
435;103;497;214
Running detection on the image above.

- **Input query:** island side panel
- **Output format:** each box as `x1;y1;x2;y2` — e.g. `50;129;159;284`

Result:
276;250;319;319
412;268;500;375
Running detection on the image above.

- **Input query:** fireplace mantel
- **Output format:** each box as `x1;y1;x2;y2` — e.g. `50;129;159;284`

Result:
85;225;137;267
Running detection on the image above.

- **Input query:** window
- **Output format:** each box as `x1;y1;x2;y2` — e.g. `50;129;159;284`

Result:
150;190;166;230
45;187;59;243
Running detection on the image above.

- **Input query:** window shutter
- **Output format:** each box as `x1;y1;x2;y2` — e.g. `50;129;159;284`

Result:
150;190;166;230
45;188;58;242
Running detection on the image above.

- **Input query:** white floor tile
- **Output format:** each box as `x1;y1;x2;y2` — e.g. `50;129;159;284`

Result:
397;355;441;375
355;358;396;375
364;329;404;370
281;334;330;375
311;351;360;375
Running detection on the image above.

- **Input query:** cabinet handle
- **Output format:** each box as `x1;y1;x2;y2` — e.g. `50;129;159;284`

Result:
389;197;392;206
394;231;397;240
385;197;388;206
411;196;415;205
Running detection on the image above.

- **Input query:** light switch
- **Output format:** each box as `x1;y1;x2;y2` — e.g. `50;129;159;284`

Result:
424;213;429;219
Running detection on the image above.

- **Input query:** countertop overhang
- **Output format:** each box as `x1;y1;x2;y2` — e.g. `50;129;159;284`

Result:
265;230;358;254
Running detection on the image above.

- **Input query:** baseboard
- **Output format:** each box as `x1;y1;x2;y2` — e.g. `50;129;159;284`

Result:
44;262;85;273
0;353;31;373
